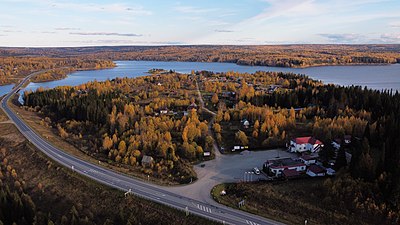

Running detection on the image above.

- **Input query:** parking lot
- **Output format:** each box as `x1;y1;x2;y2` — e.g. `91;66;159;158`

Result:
167;149;296;203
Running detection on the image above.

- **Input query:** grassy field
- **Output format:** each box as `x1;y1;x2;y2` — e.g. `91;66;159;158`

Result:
211;179;377;225
0;108;8;122
0;120;217;225
8;95;184;185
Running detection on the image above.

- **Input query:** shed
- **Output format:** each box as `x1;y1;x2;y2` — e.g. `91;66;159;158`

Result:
141;155;154;167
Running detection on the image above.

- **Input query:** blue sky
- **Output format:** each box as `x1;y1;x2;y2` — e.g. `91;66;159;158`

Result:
0;0;399;46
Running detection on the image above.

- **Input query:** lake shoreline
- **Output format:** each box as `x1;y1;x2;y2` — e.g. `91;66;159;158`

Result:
0;61;398;88
1;61;399;97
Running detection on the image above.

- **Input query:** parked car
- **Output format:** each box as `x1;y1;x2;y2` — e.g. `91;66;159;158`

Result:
253;167;261;175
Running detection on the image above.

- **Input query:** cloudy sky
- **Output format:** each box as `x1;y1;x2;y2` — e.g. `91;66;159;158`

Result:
0;0;399;46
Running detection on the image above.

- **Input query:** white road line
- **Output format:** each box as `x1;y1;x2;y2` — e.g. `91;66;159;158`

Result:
197;204;212;213
246;220;260;225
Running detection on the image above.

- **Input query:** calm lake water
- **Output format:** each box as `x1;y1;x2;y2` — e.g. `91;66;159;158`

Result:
0;84;14;97
1;61;399;97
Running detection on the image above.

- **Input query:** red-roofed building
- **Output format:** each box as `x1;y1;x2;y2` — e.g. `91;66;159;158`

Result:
282;169;301;179
289;136;324;153
264;158;306;176
306;165;326;177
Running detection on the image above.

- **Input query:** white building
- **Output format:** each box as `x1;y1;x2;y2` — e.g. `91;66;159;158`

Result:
265;158;306;177
289;137;323;153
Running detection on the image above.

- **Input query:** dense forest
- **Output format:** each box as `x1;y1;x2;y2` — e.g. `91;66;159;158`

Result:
1;45;399;68
0;135;217;225
0;57;115;85
23;68;400;222
24;72;211;183
199;71;400;223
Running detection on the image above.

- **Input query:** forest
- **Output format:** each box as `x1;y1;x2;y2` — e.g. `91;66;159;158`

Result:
198;71;400;223
1;45;399;69
0;57;115;85
23;68;400;222
24;72;211;183
0;129;217;225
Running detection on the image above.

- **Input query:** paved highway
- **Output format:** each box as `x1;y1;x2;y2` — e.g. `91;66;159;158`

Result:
0;72;284;225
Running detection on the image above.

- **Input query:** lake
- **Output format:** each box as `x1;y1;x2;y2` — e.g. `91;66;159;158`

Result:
0;84;14;97
1;61;399;97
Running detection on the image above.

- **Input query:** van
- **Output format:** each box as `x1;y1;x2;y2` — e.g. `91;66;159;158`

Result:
253;167;260;175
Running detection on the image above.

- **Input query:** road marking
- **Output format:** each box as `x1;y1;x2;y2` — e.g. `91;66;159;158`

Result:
197;204;212;213
246;220;260;225
89;169;99;173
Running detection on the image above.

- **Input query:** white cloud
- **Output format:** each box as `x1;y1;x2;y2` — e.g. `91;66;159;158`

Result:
50;2;152;15
70;32;143;37
390;22;400;28
55;27;80;31
173;6;218;14
319;33;365;43
380;33;400;43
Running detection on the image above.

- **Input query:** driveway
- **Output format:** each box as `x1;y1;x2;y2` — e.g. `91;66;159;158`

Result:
167;149;296;204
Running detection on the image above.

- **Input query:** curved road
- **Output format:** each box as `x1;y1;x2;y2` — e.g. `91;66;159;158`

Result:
0;72;283;225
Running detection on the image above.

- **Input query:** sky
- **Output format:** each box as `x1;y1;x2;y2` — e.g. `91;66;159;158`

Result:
0;0;399;47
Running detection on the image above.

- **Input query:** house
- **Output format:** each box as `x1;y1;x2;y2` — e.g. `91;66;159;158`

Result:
332;135;352;150
344;135;352;144
332;138;342;150
159;108;169;114
232;145;248;152
306;165;326;177
264;158;306;177
282;169;301;179
141;155;154;168
326;168;336;176
242;119;250;129
187;103;198;111
289;137;323;153
299;155;318;166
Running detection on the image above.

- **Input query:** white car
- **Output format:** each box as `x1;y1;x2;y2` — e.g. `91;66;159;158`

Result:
253;167;260;175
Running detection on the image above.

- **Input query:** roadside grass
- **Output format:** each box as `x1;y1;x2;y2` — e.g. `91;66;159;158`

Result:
8;95;184;186
211;180;374;225
0;123;218;225
0;107;8;122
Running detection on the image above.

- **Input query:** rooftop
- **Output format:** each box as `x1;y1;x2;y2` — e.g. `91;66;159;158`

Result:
308;165;326;174
293;136;323;145
266;158;305;168
282;169;301;177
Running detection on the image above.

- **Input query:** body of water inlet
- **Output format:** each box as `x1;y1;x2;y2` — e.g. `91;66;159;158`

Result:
1;61;399;96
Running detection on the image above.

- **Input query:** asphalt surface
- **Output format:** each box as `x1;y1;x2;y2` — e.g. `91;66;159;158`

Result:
0;72;285;225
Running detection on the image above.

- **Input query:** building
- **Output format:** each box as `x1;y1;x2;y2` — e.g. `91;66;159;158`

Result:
264;158;306;177
159;107;169;114
326;168;336;176
241;119;250;129
289;136;324;153
282;169;302;179
299;155;318;166
306;165;326;177
332;135;352;150
187;102;198;111
141;155;154;168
